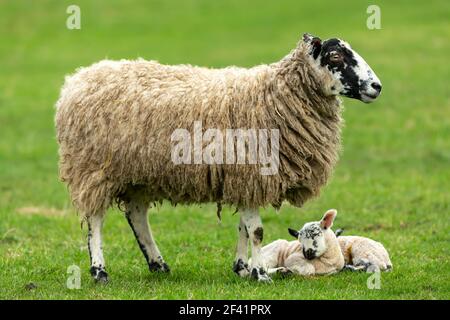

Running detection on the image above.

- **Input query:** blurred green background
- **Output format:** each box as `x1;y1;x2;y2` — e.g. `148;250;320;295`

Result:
0;0;449;299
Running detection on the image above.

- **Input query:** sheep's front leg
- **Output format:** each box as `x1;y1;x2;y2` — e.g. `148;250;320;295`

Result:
125;197;170;273
240;208;271;282
87;214;108;283
233;215;250;277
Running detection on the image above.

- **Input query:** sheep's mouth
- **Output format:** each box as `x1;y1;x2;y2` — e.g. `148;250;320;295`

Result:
360;92;378;103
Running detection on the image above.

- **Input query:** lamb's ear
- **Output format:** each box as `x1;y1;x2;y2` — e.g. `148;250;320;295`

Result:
320;209;337;230
335;228;344;237
303;33;322;59
288;228;299;238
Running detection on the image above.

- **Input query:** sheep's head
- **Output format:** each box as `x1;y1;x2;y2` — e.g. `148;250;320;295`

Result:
303;33;382;103
288;209;338;260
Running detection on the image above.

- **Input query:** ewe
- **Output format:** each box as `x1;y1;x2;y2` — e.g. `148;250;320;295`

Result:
55;34;382;282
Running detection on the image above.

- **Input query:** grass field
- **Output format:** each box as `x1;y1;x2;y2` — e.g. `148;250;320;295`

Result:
0;0;449;299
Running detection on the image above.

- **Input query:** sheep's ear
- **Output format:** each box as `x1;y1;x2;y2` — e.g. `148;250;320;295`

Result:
320;209;337;230
303;33;317;42
303;33;322;59
288;228;299;238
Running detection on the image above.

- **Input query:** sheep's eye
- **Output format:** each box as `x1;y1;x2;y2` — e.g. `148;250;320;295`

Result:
330;54;342;63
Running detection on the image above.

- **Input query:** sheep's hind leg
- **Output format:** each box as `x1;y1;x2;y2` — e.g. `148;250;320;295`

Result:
233;215;250;277
87;213;108;283
343;259;374;272
125;197;170;273
355;259;379;273
241;208;271;282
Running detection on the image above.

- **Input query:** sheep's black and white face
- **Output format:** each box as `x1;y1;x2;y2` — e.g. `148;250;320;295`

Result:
304;33;382;103
288;209;337;260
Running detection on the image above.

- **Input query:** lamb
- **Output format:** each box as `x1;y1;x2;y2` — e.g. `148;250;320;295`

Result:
334;229;393;272
254;209;345;277
55;33;382;282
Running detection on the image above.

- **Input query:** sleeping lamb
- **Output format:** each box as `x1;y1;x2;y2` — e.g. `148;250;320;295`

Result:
253;209;345;277
254;210;392;278
335;229;393;272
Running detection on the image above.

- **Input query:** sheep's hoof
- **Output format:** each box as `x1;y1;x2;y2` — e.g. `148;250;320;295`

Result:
343;264;358;272
148;260;171;273
343;264;365;272
352;260;378;273
90;266;109;283
233;259;249;277
251;267;272;283
278;267;292;277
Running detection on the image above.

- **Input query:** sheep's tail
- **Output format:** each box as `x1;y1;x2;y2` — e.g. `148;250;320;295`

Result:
335;228;344;237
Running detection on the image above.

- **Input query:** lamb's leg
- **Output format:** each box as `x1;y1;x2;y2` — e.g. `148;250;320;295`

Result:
233;215;250;277
284;253;316;276
125;197;170;273
267;267;291;276
343;264;365;272
354;258;377;272
343;259;374;272
87;214;108;283
241;208;271;282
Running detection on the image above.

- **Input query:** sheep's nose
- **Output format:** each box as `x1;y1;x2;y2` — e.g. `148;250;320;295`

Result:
304;249;316;260
371;82;382;93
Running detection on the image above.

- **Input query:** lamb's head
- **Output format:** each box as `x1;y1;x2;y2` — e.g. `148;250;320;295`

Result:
288;209;338;260
303;33;382;103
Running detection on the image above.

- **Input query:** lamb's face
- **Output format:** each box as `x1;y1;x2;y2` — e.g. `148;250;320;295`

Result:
303;33;382;103
288;209;338;260
298;222;327;260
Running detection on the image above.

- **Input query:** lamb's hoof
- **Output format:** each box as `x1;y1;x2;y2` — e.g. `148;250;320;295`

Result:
343;264;359;272
351;260;377;273
233;259;249;277
343;264;366;272
90;266;109;283
251;267;272;283
278;267;292;277
149;260;171;273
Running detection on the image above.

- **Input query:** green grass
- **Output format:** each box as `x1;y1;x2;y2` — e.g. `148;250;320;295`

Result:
0;0;449;299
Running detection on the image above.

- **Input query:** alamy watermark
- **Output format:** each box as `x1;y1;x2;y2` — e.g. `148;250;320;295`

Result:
66;264;81;289
66;5;81;30
366;5;381;30
366;265;381;290
171;121;280;175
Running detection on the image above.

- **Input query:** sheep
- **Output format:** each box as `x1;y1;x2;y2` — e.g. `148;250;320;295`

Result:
252;209;344;277
334;229;393;272
55;33;382;282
